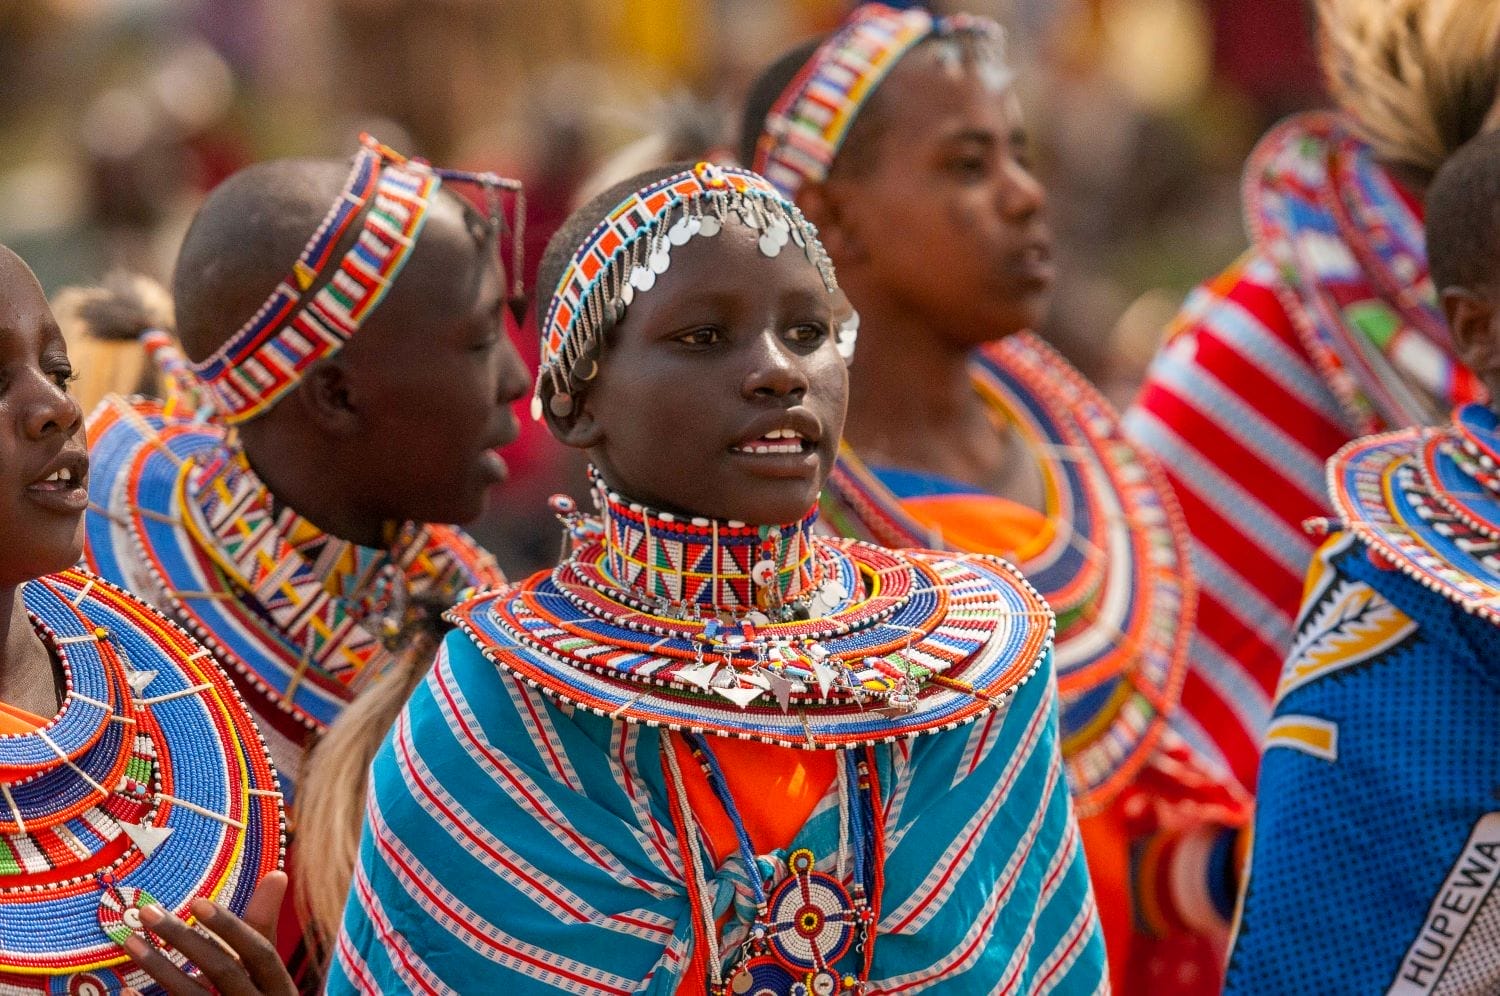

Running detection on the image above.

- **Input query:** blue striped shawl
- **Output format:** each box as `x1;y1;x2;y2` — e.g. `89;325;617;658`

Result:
330;628;1106;993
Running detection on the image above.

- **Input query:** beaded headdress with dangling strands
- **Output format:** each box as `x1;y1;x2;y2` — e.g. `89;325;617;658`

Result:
191;133;526;424
532;161;858;422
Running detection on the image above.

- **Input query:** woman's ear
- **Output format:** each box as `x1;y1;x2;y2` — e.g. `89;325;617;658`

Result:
797;181;865;266
1444;287;1500;377
295;358;360;437
543;381;604;451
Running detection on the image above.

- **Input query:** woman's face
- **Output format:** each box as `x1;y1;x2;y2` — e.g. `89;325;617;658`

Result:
0;247;87;587
560;219;849;525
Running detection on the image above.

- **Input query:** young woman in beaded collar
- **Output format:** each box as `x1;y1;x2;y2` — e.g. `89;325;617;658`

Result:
1225;127;1500;994
0;242;288;994
325;162;1106;994
742;5;1248;991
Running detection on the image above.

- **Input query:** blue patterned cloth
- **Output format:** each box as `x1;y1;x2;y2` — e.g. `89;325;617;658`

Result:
1227;525;1500;993
329;625;1107;993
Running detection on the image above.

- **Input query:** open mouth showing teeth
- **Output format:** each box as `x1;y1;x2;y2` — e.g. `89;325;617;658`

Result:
731;428;812;456
32;467;81;489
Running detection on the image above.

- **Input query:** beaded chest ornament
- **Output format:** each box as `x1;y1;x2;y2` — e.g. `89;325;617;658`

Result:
190;133;525;424
751;3;1010;201
823;334;1196;815
0;569;283;993
533;161;857;423
663;734;883;995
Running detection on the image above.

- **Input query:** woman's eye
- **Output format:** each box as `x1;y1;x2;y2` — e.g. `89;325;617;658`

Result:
786;323;828;345
51;367;76;391
949;156;988;178
677;327;720;346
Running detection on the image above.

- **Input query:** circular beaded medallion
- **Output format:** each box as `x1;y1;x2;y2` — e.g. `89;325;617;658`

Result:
764;851;857;971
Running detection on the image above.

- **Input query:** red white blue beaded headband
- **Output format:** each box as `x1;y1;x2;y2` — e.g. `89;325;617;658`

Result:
533;161;854;421
752;3;1011;200
190;133;525;425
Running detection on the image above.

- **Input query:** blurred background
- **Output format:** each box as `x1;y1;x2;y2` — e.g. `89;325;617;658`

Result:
0;0;1323;574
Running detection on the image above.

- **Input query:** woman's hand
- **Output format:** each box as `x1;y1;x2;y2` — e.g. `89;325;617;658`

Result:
122;871;296;996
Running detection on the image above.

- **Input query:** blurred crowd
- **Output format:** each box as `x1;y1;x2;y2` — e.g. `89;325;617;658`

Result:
0;0;1323;575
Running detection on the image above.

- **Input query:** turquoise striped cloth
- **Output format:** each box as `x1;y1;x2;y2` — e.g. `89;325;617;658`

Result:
330;628;1106;993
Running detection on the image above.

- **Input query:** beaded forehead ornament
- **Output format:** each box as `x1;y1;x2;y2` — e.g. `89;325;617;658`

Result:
191;133;525;425
533;161;850;421
751;3;1010;200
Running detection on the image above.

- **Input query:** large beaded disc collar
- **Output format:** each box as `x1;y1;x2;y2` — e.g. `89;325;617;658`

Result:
823;333;1194;815
83;396;503;769
447;476;1055;748
750;2;1010;201
1322;403;1500;620
0;569;282;993
532;161;854;422
189;133;525;425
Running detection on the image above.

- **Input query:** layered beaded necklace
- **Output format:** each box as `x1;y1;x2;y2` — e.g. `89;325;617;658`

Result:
0;569;282;992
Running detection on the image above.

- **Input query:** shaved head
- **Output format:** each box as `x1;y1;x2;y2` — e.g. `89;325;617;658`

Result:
172;159;358;363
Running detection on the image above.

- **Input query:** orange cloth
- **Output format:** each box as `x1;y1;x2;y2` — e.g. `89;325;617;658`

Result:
0;701;44;734
897;492;1052;560
671;735;839;865
1079;803;1133;994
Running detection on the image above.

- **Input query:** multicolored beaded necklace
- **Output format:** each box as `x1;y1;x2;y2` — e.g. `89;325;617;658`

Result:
449;471;1053;748
0;569;283;993
84;396;503;781
822;333;1192;815
1321;403;1500;621
662;734;883;995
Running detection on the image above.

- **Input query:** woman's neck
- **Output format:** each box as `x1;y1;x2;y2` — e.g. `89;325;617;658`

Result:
0;584;61;718
840;299;1023;498
593;473;823;616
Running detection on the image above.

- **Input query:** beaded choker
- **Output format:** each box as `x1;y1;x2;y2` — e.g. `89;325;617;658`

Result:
583;469;822;616
534;162;847;420
752;3;1009;200
191;133;525;424
0;569;282;993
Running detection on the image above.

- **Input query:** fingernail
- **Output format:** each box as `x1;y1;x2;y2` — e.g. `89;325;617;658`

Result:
138;904;165;927
190;898;216;920
123;934;148;956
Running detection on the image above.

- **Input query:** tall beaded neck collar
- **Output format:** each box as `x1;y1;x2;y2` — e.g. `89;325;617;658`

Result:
569;468;823;617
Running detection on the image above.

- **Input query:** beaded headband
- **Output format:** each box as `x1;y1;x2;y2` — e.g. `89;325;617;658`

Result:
752;3;1011;199
533;161;849;420
191;134;526;424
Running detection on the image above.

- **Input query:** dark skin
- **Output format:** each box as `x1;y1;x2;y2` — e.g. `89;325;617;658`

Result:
1444;281;1500;408
0;246;87;718
0;246;290;992
239;189;530;546
122;871;292;996
127;210;852;996
549;219;849;526
798;44;1050;509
